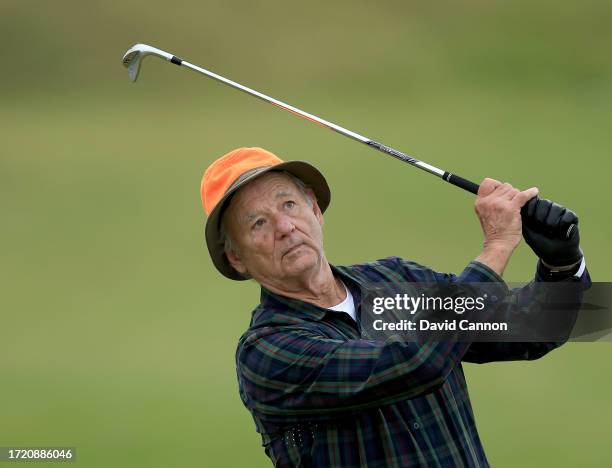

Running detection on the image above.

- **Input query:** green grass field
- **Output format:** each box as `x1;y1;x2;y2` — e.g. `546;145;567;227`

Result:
2;1;612;466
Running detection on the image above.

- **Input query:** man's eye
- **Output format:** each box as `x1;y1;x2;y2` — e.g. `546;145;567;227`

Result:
284;201;296;209
252;219;266;229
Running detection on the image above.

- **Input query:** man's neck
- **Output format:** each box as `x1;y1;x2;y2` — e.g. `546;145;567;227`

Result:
260;261;346;309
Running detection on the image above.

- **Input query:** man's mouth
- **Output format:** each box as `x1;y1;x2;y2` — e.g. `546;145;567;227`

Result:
282;243;304;258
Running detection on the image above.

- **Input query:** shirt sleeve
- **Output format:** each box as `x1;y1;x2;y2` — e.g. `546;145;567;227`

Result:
237;328;470;420
462;258;591;364
237;261;507;421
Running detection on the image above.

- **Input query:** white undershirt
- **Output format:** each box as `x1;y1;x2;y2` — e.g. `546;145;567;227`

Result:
328;280;356;322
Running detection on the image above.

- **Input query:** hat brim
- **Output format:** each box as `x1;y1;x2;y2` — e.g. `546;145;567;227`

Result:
204;160;331;280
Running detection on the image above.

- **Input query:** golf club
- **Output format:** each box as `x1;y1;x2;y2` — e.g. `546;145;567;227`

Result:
122;43;575;238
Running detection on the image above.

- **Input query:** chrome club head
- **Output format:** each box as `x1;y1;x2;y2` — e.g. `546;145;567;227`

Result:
122;43;175;82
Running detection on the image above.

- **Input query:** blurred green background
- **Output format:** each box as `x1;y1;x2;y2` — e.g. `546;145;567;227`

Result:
2;0;611;466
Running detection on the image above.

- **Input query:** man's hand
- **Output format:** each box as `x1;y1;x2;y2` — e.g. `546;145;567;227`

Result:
521;197;582;268
474;178;539;276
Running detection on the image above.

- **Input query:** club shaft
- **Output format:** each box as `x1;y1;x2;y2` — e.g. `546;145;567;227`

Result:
177;59;480;195
129;45;575;240
183;61;368;142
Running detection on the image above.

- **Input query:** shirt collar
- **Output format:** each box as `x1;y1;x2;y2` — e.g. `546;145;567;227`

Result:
252;264;363;327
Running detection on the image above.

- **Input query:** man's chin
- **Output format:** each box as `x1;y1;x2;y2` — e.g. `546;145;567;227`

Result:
281;250;319;276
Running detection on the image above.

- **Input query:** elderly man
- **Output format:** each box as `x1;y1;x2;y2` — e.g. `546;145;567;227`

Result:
200;147;588;467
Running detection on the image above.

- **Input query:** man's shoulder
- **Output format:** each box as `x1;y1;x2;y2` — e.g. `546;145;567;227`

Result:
237;303;320;345
334;256;447;283
235;305;325;373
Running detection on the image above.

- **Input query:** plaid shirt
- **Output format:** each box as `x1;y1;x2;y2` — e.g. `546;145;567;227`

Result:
236;257;590;467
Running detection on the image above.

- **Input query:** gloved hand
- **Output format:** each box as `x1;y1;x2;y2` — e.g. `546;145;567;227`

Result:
521;197;582;267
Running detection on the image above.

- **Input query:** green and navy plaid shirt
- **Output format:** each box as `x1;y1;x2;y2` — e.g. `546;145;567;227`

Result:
236;257;590;467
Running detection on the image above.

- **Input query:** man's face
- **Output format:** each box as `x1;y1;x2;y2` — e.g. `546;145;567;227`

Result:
223;172;325;284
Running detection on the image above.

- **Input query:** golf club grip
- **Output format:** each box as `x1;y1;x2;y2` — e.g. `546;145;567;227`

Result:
443;172;480;195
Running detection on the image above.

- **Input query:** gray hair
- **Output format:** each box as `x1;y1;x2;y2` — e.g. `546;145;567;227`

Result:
220;171;314;278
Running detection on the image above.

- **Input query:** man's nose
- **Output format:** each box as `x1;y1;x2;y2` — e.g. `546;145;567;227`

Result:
274;214;295;238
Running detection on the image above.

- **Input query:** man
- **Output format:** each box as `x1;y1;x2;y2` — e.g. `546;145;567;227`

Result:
200;147;589;467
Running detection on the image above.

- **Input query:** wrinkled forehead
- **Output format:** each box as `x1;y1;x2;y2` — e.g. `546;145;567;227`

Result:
222;171;302;224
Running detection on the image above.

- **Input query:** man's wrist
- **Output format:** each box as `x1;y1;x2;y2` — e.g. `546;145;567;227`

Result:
475;242;516;277
538;256;586;281
541;257;583;272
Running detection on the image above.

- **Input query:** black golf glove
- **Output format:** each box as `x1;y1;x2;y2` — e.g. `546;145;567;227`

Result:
521;197;583;267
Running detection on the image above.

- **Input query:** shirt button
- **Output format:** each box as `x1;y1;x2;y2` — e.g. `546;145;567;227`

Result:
413;422;420;430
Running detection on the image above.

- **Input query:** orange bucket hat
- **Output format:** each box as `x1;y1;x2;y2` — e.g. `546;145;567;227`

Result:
200;147;331;280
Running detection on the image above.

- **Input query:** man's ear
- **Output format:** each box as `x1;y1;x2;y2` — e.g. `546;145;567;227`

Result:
226;249;248;275
305;188;324;227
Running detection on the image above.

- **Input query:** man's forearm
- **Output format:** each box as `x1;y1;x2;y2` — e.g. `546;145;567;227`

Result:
463;261;591;364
